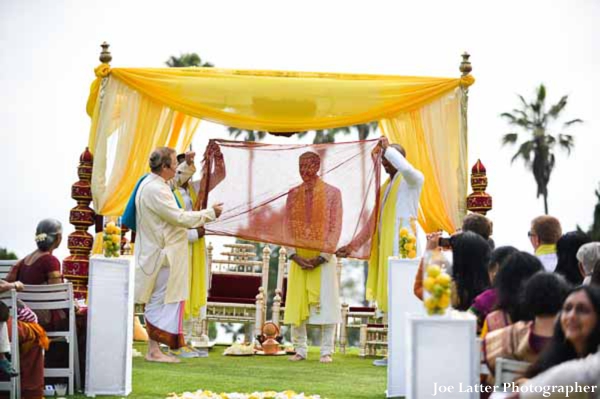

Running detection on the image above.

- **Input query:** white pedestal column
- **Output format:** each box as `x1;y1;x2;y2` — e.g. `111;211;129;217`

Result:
387;257;424;398
86;255;135;397
406;313;479;399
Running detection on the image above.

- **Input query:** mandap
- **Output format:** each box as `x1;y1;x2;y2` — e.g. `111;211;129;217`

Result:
86;44;474;240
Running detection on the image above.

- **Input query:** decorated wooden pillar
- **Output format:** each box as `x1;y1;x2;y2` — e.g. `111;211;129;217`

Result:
466;159;492;215
63;147;96;300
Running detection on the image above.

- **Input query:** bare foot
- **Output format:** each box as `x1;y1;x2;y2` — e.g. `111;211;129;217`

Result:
145;351;181;363
320;355;333;363
288;354;305;362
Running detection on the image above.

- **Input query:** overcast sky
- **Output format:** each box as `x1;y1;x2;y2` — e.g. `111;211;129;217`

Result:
1;0;599;263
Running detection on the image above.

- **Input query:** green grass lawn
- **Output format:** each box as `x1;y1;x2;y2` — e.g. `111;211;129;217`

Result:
73;344;388;399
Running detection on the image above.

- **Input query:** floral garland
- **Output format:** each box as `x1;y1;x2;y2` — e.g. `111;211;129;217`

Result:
167;390;322;399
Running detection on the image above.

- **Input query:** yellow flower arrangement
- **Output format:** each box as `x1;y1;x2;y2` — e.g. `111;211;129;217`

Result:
103;220;122;258
167;391;322;399
398;227;417;259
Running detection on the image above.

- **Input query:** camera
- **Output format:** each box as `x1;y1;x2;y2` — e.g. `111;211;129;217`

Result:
438;236;452;248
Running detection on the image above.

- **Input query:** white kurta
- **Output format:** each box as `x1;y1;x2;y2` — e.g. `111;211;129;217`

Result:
134;169;215;305
381;147;425;256
286;250;342;325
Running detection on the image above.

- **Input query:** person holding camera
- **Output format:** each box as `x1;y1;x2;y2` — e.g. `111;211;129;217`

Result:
414;231;491;311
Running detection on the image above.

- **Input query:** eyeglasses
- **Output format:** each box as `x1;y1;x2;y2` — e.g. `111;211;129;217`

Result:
527;231;536;238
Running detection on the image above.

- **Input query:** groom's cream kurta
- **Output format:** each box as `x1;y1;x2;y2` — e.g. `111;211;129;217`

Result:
134;165;215;305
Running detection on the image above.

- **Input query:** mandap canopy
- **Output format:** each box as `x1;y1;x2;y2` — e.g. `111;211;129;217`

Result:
87;63;474;237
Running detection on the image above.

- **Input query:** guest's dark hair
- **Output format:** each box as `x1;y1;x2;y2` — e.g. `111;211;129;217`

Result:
462;213;492;240
525;285;600;378
35;218;63;252
555;231;591;285
494;251;544;322
451;231;491;311
523;272;570;317
488;246;519;274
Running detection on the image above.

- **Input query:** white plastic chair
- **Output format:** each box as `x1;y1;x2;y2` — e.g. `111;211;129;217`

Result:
0;261;17;280
19;283;80;395
0;288;20;399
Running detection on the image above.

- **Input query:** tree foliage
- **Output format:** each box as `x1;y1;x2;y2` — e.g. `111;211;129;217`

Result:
166;53;213;68
501;84;582;214
0;247;17;260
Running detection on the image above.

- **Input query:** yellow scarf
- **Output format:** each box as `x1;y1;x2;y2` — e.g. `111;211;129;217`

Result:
174;184;208;320
366;175;402;313
283;180;327;326
535;244;556;256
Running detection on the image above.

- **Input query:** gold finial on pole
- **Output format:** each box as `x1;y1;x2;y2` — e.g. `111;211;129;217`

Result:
99;41;112;64
459;52;472;76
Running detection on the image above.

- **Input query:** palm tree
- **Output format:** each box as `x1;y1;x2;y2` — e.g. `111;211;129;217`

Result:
501;84;582;214
165;53;213;68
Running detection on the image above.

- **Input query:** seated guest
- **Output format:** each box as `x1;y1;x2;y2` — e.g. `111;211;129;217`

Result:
528;215;562;272
483;272;570;383
415;231;491;311
555;231;591;285
469;246;519;333
0;279;49;399
6;218;63;284
523;285;600;384
6;218;64;329
483;252;544;336
576;242;600;285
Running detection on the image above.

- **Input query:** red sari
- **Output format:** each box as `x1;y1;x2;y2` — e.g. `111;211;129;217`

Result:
5;319;49;399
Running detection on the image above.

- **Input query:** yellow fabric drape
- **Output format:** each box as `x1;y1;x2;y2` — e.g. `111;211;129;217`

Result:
366;177;401;312
87;67;472;133
283;248;322;326
173;185;208;320
380;89;467;233
90;77;201;215
88;66;472;227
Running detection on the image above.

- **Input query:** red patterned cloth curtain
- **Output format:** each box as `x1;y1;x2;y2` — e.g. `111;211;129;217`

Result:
198;139;383;259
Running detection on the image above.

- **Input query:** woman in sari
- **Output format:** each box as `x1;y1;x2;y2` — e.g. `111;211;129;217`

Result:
469;246;518;333
483;272;569;384
5;219;64;330
482;252;544;337
505;286;600;399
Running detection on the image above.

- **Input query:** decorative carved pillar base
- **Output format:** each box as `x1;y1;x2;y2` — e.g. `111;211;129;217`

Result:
63;148;95;301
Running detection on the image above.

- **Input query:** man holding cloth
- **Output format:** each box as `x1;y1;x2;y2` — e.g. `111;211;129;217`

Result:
336;138;424;366
132;147;222;363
